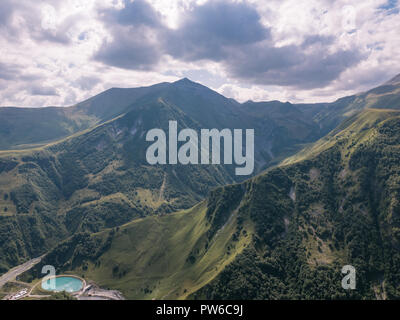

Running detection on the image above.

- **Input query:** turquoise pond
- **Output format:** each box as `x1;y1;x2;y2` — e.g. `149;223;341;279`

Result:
41;276;84;293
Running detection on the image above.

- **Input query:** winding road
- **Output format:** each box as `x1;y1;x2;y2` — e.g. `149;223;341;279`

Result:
0;256;43;289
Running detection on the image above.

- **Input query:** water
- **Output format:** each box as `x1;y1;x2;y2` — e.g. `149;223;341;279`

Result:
41;276;83;293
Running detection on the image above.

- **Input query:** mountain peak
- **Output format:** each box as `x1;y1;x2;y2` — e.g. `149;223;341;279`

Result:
386;73;400;85
173;77;198;86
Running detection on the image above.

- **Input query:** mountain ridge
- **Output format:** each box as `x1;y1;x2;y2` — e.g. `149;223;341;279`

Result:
21;106;400;299
1;74;400;153
1;74;400;300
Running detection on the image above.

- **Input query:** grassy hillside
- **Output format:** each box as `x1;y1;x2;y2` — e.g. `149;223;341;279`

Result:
23;107;400;299
0;107;95;150
23;185;253;300
281;108;400;165
291;75;400;140
0;98;236;272
3;76;399;168
0;77;347;273
3;76;400;299
0;82;170;150
195;108;400;299
0;77;370;170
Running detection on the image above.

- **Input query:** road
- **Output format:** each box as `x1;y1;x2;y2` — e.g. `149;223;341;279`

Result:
0;256;43;289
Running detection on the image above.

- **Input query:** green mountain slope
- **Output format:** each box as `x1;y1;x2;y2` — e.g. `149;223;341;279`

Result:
281;108;400;165
3;75;400;299
0;97;238;272
23;107;400;299
3;75;399;165
0;82;170;150
0;78;326;170
0;77;338;272
3;75;399;168
23;194;253;299
195;108;400;299
298;74;400;137
0;107;93;150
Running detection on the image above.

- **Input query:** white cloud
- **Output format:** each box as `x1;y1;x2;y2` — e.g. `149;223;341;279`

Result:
0;0;399;107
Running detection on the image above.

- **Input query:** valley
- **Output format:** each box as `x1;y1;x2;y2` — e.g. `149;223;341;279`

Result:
1;75;400;299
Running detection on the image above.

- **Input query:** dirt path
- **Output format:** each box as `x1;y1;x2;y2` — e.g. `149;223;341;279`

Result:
158;173;166;202
0;256;43;289
208;199;244;248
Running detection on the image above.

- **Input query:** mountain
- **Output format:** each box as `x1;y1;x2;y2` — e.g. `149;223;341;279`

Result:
2;75;400;165
0;95;237;272
2;74;400;299
22;106;400;299
0;82;170;150
0;107;91;150
22;197;252;299
0;78;323;169
194;107;400;299
0;78;336;272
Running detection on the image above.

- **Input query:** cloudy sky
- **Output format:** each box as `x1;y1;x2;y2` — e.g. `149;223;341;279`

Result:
0;0;399;107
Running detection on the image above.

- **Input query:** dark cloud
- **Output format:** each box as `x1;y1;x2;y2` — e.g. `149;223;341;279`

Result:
0;0;72;44
94;0;164;70
29;26;71;45
95;0;270;70
30;85;59;96
24;2;76;44
300;34;335;49
93;0;365;89
94;30;162;70
164;0;270;61
75;76;101;90
29;16;75;45
0;62;44;83
0;63;20;80
0;0;22;39
0;0;14;27
225;37;365;89
100;0;163;28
